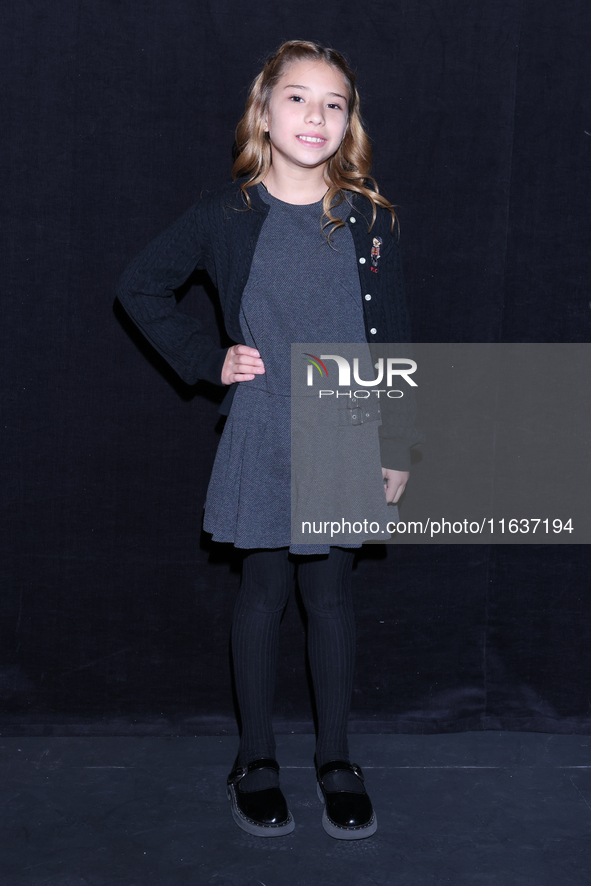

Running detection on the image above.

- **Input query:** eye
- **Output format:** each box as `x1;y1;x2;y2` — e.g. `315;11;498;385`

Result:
327;103;343;110
288;94;305;102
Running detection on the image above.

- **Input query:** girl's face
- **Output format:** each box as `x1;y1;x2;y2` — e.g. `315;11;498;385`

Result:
263;60;349;174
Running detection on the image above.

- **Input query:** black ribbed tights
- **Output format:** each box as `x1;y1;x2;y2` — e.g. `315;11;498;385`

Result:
232;546;356;771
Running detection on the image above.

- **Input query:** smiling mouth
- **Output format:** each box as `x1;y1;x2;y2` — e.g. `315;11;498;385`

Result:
297;135;326;145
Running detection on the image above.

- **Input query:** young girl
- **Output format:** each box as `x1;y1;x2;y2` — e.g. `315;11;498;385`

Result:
117;40;417;840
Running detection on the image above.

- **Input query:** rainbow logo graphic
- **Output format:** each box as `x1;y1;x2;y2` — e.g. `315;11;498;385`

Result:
302;353;329;378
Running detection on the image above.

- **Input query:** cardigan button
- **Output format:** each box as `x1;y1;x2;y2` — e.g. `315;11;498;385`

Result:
370;327;377;335
359;257;366;264
364;293;372;301
349;216;356;223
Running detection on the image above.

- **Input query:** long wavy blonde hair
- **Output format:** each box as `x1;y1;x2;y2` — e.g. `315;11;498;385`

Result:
232;40;397;234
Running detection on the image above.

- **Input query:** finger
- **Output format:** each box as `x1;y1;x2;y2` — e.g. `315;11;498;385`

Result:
383;479;397;504
234;373;256;382
235;357;265;373
235;354;264;366
391;482;407;504
233;345;261;359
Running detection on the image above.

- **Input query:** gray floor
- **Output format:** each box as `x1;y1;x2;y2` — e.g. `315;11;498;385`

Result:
1;732;590;885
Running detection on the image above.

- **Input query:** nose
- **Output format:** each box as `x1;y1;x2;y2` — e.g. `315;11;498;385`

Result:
305;101;325;126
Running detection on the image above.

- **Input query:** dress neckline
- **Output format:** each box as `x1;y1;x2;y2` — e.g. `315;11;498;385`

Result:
258;181;326;208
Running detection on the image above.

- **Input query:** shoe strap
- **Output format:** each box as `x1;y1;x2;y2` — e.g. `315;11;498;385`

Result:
317;760;364;782
228;757;280;784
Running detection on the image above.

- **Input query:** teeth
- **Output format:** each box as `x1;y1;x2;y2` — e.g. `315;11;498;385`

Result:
298;136;324;143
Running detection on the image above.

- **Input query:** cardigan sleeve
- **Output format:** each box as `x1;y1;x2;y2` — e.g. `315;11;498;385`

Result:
116;200;228;386
374;239;425;471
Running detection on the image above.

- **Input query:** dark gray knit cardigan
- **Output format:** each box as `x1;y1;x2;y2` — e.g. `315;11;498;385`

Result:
116;180;422;470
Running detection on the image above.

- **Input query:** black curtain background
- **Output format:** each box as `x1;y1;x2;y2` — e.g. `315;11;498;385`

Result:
2;0;590;736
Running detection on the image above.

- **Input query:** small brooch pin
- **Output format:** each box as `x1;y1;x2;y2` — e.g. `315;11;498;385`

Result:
371;237;383;273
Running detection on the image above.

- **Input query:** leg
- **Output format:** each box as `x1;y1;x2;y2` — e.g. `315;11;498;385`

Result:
232;548;292;772
296;547;356;767
297;547;377;839
227;547;295;836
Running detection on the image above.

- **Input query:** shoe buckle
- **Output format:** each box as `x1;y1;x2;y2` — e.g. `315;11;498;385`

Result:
351;763;364;780
228;765;248;785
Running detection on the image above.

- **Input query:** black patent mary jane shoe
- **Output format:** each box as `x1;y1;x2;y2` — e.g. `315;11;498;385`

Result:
227;758;295;837
316;760;377;840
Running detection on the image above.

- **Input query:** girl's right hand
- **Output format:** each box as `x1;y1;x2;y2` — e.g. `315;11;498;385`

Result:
221;345;265;384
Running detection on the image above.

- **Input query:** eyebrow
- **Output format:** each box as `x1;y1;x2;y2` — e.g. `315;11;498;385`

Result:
282;84;348;101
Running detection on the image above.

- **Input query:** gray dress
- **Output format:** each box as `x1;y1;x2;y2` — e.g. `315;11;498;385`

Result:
203;185;393;553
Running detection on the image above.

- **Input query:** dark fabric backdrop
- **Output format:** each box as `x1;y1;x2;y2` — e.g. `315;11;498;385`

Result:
2;0;590;736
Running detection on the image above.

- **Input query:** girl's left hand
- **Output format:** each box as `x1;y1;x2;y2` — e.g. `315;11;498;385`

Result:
382;468;409;504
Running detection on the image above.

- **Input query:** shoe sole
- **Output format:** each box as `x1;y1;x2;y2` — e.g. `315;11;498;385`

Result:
227;785;295;837
316;781;378;840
